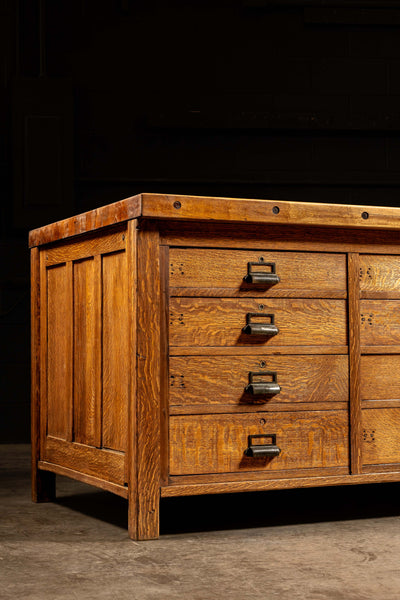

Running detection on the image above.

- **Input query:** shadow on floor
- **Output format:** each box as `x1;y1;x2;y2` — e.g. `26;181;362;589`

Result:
55;482;400;536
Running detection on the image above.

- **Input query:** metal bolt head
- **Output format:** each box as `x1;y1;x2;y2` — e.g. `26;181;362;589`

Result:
173;201;182;209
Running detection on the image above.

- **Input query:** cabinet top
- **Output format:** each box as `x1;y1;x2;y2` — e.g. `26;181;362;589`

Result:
29;192;400;247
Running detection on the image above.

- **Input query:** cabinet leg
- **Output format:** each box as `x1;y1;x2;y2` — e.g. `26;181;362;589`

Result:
128;493;160;541
32;464;56;503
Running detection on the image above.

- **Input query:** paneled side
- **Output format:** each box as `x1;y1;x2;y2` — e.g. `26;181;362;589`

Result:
73;257;101;447
102;251;129;452
47;263;73;440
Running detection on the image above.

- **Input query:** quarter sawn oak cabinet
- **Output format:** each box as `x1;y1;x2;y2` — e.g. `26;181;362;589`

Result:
30;194;400;540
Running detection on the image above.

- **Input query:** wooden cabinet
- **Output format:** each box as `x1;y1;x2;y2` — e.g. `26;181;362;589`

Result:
30;193;400;540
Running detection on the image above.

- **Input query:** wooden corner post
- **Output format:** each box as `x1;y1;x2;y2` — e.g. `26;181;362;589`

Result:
31;246;56;502
128;221;161;540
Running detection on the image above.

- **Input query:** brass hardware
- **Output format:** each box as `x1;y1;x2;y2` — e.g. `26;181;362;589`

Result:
245;371;281;396
245;434;281;458
243;261;280;286
242;313;279;336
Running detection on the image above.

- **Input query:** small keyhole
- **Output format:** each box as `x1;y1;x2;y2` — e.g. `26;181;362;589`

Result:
260;418;266;425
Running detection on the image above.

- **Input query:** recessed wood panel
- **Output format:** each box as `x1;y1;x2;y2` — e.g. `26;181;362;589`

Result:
169;355;348;408
360;300;400;346
362;408;400;466
169;411;349;475
169;298;347;347
47;264;72;440
360;255;400;298
169;249;347;297
102;251;129;452
73;257;101;447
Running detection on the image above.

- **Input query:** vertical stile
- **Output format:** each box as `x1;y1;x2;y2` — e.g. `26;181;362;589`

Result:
94;254;103;449
159;246;170;486
127;220;138;537
348;253;362;474
134;222;161;540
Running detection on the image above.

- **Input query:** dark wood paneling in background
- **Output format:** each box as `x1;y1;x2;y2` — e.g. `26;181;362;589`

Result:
6;1;400;441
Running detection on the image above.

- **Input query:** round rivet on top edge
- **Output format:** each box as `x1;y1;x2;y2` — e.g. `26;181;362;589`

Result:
272;206;280;214
362;211;369;220
173;201;182;209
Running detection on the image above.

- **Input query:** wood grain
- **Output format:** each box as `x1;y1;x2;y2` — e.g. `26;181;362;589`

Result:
126;220;138;534
360;300;400;346
38;461;128;499
169;298;347;347
360;254;400;298
348;253;362;474
102;251;129;452
29;195;141;247
361;355;400;401
169;248;346;298
73;257;101;447
161;471;400;498
134;224;161;540
169;355;348;408
42;437;125;484
47;262;73;441
31;248;55;502
161;222;400;256
141;193;400;231
362;408;400;466
45;227;126;267
169;410;349;475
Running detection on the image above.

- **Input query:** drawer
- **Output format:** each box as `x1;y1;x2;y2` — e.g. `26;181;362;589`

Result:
361;355;400;401
169;248;347;298
362;408;400;466
360;300;400;346
169;410;349;475
360;255;400;298
169;298;347;347
169;355;348;408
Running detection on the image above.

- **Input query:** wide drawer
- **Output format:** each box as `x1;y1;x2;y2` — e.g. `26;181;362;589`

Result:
169;410;349;475
362;408;400;466
360;300;400;346
169;298;347;347
360;255;400;298
361;355;400;401
169;249;347;298
169;355;348;408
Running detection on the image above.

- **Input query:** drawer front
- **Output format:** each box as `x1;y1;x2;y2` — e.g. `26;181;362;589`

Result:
360;300;400;346
169;411;349;475
169;298;347;347
361;355;400;401
169;249;347;298
169;355;348;407
362;408;400;465
360;255;400;297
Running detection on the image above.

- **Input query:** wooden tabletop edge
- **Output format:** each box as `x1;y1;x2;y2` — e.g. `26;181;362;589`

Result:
28;194;142;248
28;193;400;247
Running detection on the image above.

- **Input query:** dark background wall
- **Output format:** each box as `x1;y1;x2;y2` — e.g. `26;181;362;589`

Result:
2;0;400;442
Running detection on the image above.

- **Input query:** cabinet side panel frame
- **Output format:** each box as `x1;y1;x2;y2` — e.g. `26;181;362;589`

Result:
31;247;55;501
127;220;138;537
348;253;362;474
132;222;161;540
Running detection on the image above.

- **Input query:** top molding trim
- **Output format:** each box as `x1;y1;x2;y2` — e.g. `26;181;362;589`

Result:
29;193;400;247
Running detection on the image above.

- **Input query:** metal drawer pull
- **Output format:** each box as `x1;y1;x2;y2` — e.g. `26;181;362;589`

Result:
245;434;281;458
243;261;280;285
245;371;281;396
242;313;279;336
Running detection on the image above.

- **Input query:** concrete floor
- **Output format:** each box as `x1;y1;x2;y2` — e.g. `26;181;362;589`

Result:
1;445;400;600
